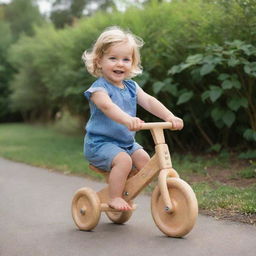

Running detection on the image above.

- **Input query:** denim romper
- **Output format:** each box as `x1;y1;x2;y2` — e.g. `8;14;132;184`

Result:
84;77;142;171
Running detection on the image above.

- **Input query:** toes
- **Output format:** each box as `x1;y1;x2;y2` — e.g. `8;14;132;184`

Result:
108;198;132;211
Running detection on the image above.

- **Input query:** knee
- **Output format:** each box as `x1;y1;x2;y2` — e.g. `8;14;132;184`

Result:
112;152;133;170
142;153;150;163
140;154;150;169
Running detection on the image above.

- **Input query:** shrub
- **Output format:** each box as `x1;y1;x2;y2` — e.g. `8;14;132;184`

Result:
7;0;256;150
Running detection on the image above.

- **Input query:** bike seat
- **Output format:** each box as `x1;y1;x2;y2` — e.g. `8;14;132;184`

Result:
89;164;139;181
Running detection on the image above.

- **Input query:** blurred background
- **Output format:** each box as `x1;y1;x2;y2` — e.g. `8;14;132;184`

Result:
0;0;255;153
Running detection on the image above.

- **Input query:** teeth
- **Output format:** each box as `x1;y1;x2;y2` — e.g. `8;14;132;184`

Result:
114;70;124;74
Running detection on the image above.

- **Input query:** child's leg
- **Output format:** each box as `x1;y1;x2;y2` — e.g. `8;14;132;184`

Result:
131;149;150;171
108;152;133;211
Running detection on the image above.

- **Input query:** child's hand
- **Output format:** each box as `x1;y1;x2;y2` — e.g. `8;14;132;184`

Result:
125;117;144;131
165;115;184;130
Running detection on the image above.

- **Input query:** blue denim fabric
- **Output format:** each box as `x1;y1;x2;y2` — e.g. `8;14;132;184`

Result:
83;77;142;171
84;135;142;171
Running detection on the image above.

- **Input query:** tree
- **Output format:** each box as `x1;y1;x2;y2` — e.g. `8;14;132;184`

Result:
4;0;44;40
50;0;115;28
0;20;16;122
0;0;44;122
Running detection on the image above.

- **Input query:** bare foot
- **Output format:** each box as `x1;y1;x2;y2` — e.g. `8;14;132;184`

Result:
109;197;132;211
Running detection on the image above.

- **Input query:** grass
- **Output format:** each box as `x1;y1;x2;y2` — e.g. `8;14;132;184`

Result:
0;123;101;179
193;182;256;214
0;123;255;224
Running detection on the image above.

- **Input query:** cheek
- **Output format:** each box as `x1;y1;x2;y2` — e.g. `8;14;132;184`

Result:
126;62;133;69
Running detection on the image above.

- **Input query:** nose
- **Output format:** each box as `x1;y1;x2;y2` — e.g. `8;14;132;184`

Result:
116;59;124;66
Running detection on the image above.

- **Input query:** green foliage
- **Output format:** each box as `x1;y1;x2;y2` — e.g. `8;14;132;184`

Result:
169;40;256;148
238;168;256;179
0;20;16;122
6;0;256;150
239;150;256;159
50;0;115;28
0;0;45;122
4;0;44;40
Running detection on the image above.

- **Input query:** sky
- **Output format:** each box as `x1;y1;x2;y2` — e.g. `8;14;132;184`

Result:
0;0;147;15
38;0;52;14
0;0;53;14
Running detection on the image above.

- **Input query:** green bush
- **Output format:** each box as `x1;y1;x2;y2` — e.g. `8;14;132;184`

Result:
169;40;256;149
7;0;256;151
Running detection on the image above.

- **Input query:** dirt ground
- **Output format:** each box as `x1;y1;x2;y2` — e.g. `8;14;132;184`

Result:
187;161;256;187
184;158;256;225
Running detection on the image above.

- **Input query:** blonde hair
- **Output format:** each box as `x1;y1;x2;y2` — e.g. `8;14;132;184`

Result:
82;26;144;78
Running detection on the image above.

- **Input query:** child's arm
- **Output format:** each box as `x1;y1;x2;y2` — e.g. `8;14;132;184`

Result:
91;91;144;131
137;87;183;130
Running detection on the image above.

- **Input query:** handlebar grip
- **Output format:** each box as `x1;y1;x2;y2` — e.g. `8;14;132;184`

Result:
140;122;173;130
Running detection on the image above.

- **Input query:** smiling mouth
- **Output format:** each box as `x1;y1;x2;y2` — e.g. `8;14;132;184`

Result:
113;70;124;74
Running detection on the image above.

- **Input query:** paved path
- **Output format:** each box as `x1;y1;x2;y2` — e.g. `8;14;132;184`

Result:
0;158;255;256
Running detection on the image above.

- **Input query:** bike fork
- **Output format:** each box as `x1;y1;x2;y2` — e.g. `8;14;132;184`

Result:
158;168;179;213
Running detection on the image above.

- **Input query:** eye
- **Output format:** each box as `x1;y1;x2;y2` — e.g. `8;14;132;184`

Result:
109;57;116;60
123;58;131;62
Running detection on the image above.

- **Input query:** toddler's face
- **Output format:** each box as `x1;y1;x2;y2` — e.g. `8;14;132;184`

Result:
97;42;133;88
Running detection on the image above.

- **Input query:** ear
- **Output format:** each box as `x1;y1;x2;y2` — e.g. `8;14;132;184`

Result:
96;57;102;69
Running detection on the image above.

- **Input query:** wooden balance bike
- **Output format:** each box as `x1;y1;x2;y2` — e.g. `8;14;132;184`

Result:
72;122;198;237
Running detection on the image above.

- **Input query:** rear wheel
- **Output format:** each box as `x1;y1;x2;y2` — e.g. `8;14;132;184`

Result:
105;201;134;224
72;187;101;230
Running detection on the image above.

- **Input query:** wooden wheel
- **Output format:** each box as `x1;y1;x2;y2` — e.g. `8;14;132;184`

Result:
105;203;133;224
151;178;198;237
72;187;101;231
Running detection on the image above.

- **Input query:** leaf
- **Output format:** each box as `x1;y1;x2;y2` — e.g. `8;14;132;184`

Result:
152;81;165;95
152;78;176;95
222;110;235;127
228;57;240;67
244;62;256;77
201;91;210;102
240;97;248;108
163;83;178;97
225;40;241;48
209;86;223;102
211;107;224;121
227;98;241;111
180;62;194;71
191;68;202;82
232;79;241;89
239;150;256;159
136;72;150;87
200;64;215;76
244;65;251;74
168;65;181;75
221;80;233;89
243;129;256;142
240;44;254;56
203;55;216;63
218;73;230;81
227;97;248;111
186;54;203;64
210;144;222;152
0;65;5;72
177;91;194;105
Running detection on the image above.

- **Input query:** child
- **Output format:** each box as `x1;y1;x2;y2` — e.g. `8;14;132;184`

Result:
82;26;183;211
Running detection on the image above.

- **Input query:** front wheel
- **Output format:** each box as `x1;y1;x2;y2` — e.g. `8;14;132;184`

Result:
151;178;198;237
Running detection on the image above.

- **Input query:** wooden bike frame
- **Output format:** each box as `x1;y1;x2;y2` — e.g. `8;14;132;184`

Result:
97;122;179;213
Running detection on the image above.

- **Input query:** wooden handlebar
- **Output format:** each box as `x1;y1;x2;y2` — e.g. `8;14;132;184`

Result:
140;122;173;130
